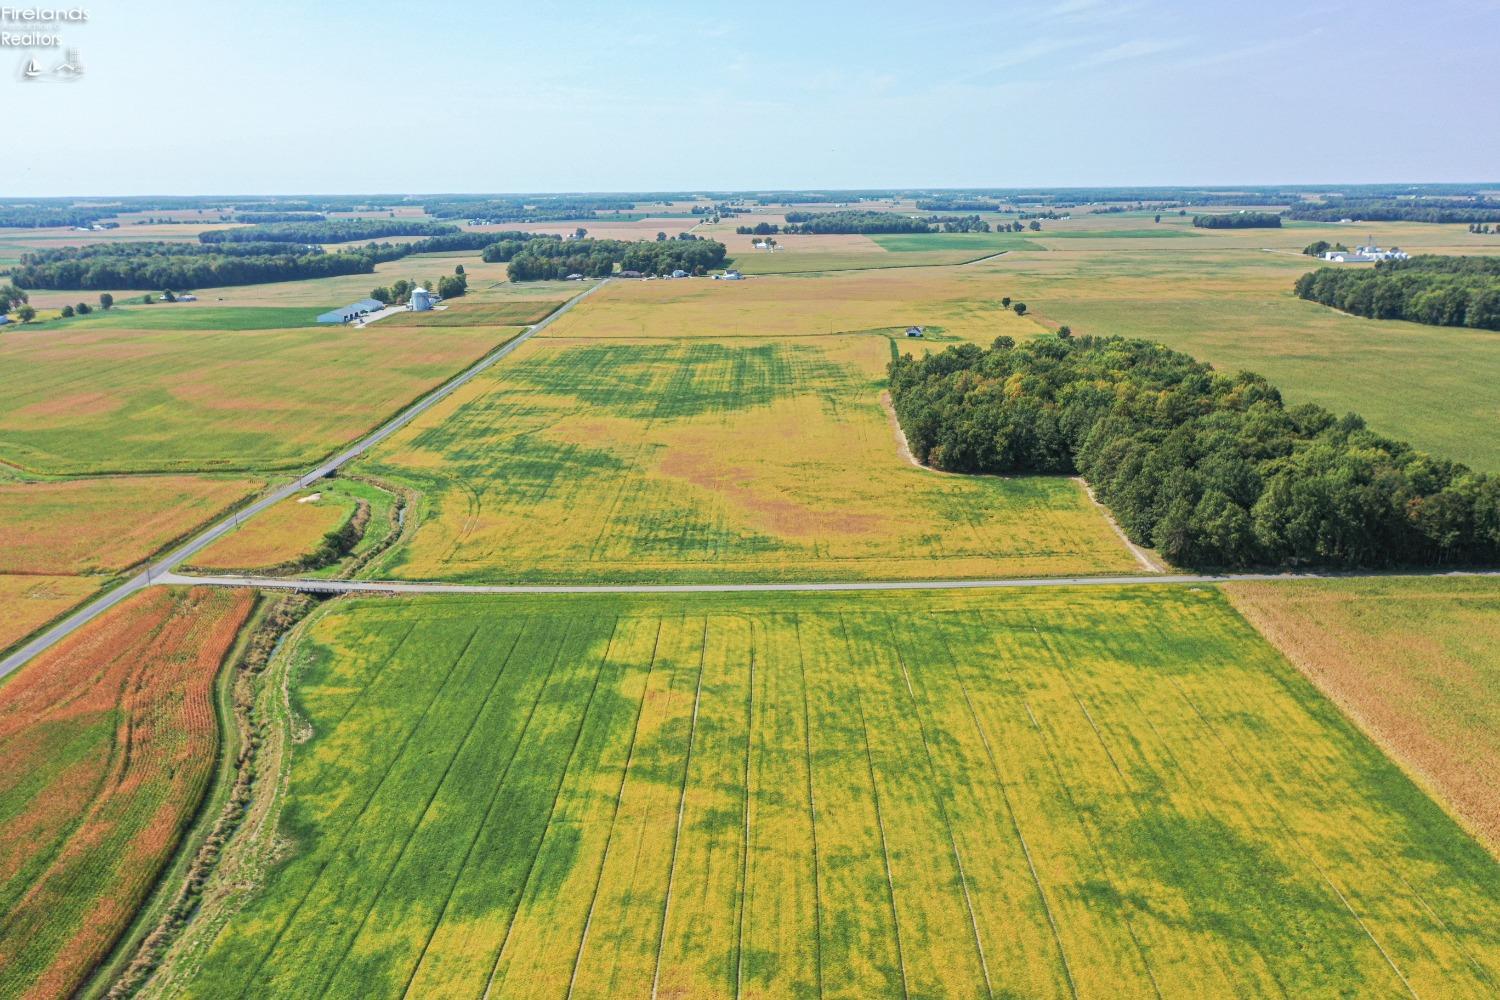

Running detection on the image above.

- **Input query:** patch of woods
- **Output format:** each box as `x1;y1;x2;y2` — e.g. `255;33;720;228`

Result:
778;210;1030;234
1191;212;1282;229
888;335;1500;569
483;235;728;280
1294;256;1500;330
197;218;458;245
1287;197;1500;224
12;231;493;292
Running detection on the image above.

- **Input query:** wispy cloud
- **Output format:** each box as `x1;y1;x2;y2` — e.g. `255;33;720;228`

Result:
1075;37;1190;69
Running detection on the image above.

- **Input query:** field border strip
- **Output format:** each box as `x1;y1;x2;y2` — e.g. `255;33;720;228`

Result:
884;617;994;999
837;613;911;1000
231;623;482;998
565;619;664;1000
399;617;574;999
479;617;622;1000
648;617;710;1000
314;621;528;994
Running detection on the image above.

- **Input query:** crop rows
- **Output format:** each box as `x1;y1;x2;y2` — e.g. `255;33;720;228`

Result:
0;586;254;1000
172;588;1500;998
360;336;1139;582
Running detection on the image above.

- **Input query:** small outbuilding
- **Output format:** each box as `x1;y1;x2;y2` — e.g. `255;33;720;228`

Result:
906;326;924;337
410;287;433;312
317;298;385;324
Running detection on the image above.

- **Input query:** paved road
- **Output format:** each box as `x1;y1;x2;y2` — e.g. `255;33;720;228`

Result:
156;567;1500;597
0;279;610;681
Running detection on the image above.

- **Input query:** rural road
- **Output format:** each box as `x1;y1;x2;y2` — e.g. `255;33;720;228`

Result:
156;567;1500;597
0;279;610;681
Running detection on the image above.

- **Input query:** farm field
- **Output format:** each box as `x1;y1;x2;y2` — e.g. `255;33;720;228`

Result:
982;245;1500;469
165;586;1500;998
0;474;264;575
1227;576;1500;853
0;586;254;1000
0;320;524;474
377;299;566;327
356;334;1139;582
187;488;356;572
539;267;1037;344
0;575;104;655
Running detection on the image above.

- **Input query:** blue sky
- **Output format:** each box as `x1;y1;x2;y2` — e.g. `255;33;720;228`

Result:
5;0;1498;195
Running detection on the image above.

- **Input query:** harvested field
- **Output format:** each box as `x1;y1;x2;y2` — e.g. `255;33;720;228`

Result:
0;475;264;575
187;490;355;572
1227;576;1500;854
0;321;522;474
0;575;104;654
539;267;1038;344
0;586;254;1000
358;335;1138;582
169;586;1500;998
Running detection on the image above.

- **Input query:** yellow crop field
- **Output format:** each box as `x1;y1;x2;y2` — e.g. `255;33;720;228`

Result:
1227;576;1500;854
540;267;1037;344
357;335;1138;582
0;475;263;575
0;575;103;654
165;587;1500;998
188;490;355;572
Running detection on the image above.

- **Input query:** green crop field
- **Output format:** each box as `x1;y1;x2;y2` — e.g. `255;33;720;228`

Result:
970;247;1500;470
355;334;1140;582
57;306;329;331
166;587;1500;998
0;321;523;474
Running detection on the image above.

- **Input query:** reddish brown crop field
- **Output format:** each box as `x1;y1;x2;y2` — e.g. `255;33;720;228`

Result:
0;586;254;999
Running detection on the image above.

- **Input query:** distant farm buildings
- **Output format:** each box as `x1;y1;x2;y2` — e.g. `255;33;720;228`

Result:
1323;243;1410;264
906;326;924;338
317;298;385;324
410;287;433;312
714;269;744;281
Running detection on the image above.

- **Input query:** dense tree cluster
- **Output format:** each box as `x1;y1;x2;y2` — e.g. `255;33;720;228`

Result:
11;241;408;290
1287;198;1500;224
888;334;1500;569
199;219;458;244
932;215;992;233
1294;256;1500;330
0;206;105;228
227;212;327;224
1191;212;1283;229
915;199;1000;212
498;237;728;280
735;223;781;235
781;211;934;234
423;196;639;222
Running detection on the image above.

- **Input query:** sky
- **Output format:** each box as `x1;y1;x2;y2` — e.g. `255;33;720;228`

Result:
4;0;1498;196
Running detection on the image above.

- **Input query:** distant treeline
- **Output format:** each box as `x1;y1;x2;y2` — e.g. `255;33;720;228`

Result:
199;219;458;244
889;335;1500;569
915;199;1000;212
1294;256;1500;330
1192;212;1282;229
1287;198;1500;224
11;242;409;290
0;206;105;228
423;195;640;222
488;236;728;280
10;230;507;290
782;211;932;234
227;211;327;224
